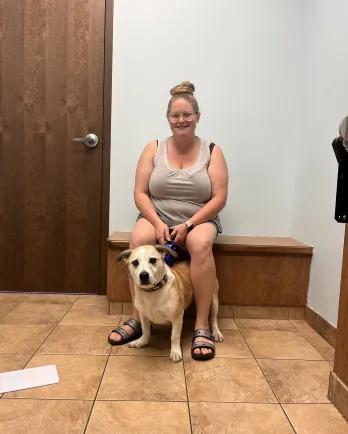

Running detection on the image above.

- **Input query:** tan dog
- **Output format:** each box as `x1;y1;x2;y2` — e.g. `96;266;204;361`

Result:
115;244;224;362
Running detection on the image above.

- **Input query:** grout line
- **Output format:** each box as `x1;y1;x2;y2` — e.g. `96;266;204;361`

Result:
0;293;33;319
35;352;111;356
279;405;298;433
0;396;335;406
234;322;279;403
0;304;23;320
279;404;299;433
182;358;193;434
4;300;85;376
235;322;331;433
235;324;299;432
289;323;333;361
83;316;120;434
2;397;95;401
237;325;328;361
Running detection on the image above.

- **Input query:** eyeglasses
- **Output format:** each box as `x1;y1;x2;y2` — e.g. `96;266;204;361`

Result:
167;112;196;122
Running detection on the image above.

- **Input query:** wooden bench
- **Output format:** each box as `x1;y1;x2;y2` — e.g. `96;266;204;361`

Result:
106;231;313;319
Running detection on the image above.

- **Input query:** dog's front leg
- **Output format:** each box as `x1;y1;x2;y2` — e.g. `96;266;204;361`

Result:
170;314;184;363
128;313;151;349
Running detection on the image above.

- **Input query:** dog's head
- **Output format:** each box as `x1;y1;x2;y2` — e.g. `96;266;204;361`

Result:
114;245;178;289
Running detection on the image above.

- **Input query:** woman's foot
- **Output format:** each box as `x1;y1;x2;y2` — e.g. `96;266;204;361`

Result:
191;328;216;360
108;318;142;346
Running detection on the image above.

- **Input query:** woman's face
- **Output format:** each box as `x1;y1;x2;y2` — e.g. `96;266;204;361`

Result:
167;98;200;138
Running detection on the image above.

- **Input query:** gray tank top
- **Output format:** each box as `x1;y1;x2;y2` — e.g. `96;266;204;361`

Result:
138;136;222;233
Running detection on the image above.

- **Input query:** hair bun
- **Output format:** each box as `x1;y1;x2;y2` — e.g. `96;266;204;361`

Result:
170;81;195;96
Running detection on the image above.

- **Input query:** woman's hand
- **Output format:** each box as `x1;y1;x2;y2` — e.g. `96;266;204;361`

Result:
155;221;171;245
170;223;188;249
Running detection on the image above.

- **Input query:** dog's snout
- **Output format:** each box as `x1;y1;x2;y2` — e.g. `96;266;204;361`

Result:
139;271;150;283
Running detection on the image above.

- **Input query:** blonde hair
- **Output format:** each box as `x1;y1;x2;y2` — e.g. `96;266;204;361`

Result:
167;81;199;115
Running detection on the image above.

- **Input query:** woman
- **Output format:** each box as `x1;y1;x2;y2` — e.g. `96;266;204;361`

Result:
108;81;229;360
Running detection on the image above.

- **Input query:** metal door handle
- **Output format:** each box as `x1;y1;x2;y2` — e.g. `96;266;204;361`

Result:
73;133;98;148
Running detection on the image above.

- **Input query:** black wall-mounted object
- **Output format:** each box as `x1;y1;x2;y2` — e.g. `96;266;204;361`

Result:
332;136;348;223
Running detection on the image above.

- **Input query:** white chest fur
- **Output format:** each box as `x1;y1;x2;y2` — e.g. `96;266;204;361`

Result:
134;273;180;324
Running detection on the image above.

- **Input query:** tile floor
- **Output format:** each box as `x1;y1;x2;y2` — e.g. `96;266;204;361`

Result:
0;293;347;433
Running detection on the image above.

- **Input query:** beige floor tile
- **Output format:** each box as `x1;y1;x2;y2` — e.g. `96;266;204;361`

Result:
97;355;186;401
182;329;253;359
258;359;332;403
111;328;172;357
291;320;335;358
190;402;295;433
297;331;335;360
216;318;238;329
0;325;54;353
0;399;92;434
234;306;289;319
59;304;121;326
86;401;191;434
0;302;70;325
4;354;107;400
0;293;30;303
38;325;112;355
0;302;19;319
330;360;335;367
283;404;348;433
0;354;32;372
25;294;78;304
183;317;238;331
185;357;276;403
290;320;315;333
236;319;297;332
75;295;109;307
243;330;324;360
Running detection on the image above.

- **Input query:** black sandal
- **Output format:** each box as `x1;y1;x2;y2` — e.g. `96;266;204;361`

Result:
108;318;142;346
191;329;216;361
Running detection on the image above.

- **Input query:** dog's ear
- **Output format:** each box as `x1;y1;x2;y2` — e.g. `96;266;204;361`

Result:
113;249;132;264
154;244;178;258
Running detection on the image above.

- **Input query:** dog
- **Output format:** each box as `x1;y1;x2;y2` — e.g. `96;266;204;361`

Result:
114;244;224;362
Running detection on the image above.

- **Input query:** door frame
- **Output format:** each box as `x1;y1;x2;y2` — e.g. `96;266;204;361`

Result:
100;0;114;294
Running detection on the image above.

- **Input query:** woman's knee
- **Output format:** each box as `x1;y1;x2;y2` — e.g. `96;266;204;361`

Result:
187;235;213;257
129;219;156;249
186;223;217;258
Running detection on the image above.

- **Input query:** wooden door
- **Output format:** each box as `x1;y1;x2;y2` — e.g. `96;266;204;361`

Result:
0;0;113;294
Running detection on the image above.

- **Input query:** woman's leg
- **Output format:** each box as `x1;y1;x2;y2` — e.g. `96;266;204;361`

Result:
185;223;218;355
109;218;157;342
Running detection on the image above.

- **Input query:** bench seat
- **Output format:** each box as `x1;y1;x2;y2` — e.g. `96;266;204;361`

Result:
106;231;313;318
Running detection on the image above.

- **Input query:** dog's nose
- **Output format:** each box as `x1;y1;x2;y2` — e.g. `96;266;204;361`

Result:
139;271;150;283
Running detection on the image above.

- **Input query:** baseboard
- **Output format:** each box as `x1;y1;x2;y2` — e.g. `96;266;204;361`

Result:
109;301;305;319
329;371;348;423
306;305;337;348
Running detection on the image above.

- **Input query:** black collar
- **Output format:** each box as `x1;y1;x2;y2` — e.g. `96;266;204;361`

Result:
128;272;168;292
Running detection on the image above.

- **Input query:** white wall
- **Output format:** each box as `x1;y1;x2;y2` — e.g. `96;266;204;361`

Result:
110;0;304;235
110;0;347;326
291;0;348;326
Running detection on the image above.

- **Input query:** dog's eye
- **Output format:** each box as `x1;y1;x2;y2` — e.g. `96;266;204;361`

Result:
149;257;157;264
131;260;139;267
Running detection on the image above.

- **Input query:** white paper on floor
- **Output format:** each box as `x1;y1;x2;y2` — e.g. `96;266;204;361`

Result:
0;365;59;393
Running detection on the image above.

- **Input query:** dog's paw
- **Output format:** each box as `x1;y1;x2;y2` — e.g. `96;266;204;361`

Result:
170;348;183;363
128;338;148;349
212;329;224;342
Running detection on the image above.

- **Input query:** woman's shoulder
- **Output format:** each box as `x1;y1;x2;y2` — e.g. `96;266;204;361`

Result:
197;137;222;156
142;140;158;153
